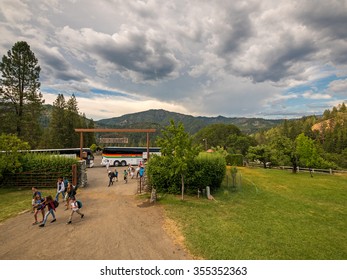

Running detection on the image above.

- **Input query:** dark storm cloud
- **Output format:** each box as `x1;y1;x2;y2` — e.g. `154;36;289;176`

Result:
59;26;179;83
294;0;347;66
244;39;317;83
217;4;256;54
38;47;85;82
94;38;178;81
296;0;347;40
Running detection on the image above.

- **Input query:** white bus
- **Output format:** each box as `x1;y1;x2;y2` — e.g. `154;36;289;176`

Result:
101;147;161;167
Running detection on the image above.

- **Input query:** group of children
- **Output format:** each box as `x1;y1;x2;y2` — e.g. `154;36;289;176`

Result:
107;164;145;187
31;177;84;227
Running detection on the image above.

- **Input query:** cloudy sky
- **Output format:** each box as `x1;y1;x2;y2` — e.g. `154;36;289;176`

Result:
1;0;347;120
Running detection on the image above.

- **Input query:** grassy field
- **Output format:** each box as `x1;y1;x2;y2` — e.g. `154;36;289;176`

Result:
160;167;347;260
1;167;346;260
0;188;56;223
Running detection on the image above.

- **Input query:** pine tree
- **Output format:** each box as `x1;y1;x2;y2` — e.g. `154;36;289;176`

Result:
65;94;80;147
47;94;67;148
83;115;96;147
0;41;44;147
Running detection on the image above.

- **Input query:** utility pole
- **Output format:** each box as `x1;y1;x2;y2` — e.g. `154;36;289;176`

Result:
203;138;208;151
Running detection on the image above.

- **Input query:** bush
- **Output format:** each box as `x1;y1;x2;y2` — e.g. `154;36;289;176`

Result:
20;153;78;175
0;134;30;179
146;155;181;193
1;153;79;188
225;154;243;166
147;153;226;195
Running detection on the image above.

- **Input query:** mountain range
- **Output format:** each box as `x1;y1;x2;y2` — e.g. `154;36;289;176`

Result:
95;109;283;135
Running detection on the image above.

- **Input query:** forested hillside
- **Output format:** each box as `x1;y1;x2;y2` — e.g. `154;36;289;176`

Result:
250;103;347;169
95;109;282;135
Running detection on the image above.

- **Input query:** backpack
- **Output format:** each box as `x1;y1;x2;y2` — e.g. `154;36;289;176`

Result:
76;200;82;209
53;200;59;208
64;179;69;187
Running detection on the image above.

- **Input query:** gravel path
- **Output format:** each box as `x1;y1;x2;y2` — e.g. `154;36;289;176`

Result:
0;157;192;260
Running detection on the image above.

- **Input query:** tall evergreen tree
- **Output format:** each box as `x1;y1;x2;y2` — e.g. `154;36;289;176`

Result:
82;115;96;147
47;94;66;148
0;41;44;147
65;94;80;147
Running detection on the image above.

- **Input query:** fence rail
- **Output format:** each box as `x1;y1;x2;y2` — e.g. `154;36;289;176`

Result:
1;172;71;188
1;161;87;189
248;163;347;175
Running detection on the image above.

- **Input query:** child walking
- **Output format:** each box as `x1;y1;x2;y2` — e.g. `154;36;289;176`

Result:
39;195;57;227
108;171;116;187
65;182;77;210
32;193;45;225
123;169;128;184
66;196;84;224
31;187;41;213
55;177;66;202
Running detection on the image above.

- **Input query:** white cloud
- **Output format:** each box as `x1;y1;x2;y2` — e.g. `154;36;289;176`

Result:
303;91;332;100
43;92;190;120
328;79;347;93
0;0;32;23
1;0;347;120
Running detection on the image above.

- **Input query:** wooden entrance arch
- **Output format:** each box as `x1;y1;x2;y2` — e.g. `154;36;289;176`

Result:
75;128;156;161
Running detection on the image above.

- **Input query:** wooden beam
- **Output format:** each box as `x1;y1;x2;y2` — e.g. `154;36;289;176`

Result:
75;128;157;161
147;132;150;162
74;128;156;133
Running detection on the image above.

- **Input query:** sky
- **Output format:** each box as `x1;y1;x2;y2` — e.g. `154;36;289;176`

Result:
1;0;347;121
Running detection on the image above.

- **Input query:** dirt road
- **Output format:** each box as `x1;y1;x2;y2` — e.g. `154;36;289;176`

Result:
0;158;192;260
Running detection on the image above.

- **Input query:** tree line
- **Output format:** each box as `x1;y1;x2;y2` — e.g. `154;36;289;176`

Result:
191;104;347;170
0;41;95;150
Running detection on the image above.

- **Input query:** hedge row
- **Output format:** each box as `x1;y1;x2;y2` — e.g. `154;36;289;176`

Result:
147;153;226;194
0;153;78;188
20;153;78;174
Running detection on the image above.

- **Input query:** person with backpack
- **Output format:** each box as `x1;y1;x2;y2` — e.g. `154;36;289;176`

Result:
31;187;41;213
139;166;145;178
32;193;45;225
65;182;77;210
55;177;66;202
107;170;116;187
123;169;128;184
114;169;118;182
39;195;57;227
66;196;84;224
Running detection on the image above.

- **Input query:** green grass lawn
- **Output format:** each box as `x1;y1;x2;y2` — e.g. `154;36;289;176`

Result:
1;167;346;260
0;188;56;223
160;167;347;260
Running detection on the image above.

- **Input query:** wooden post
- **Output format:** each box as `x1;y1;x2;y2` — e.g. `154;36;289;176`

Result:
72;164;77;186
146;132;150;162
79;132;83;159
139;177;142;194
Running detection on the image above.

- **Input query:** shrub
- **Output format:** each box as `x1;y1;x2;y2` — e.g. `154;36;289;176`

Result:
1;153;79;188
0;134;30;179
20;153;78;175
147;155;181;193
225;154;243;166
147;153;226;195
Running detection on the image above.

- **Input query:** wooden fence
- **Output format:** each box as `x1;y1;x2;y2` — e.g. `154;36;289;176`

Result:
0;160;87;189
248;163;347;175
